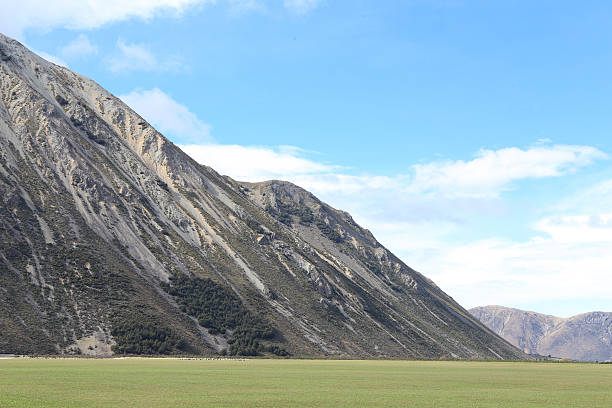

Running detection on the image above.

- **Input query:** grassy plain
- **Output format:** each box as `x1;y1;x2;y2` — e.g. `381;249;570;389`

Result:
0;358;611;407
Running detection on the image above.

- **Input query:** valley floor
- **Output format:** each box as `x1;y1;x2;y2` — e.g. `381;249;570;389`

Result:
0;359;610;407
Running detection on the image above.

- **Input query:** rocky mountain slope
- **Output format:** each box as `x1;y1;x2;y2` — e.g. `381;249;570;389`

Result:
0;33;525;359
471;306;612;361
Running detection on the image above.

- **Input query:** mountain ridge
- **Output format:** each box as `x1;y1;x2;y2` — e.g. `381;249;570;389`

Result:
0;33;525;360
470;305;612;361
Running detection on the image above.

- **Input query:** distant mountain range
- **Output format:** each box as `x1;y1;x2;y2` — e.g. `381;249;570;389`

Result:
0;33;525;359
470;306;612;362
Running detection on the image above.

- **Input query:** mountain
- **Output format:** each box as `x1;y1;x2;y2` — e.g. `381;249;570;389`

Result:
0;33;525;359
470;306;612;361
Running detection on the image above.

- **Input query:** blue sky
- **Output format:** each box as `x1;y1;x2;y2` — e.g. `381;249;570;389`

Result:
3;0;612;317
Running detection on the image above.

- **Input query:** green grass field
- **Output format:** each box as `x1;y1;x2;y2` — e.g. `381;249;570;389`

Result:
1;359;611;407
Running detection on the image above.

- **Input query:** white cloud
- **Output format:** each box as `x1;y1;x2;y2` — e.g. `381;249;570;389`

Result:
291;173;404;195
553;178;612;214
535;213;612;244
119;88;211;142
60;34;97;58
401;180;612;316
180;144;333;180
183;144;605;203
0;0;322;40
283;0;323;14
417;233;612;316
109;40;182;73
410;146;607;198
0;0;211;40
180;144;605;199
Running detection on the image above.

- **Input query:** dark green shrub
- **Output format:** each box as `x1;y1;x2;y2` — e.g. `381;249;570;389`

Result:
110;309;185;355
162;275;288;356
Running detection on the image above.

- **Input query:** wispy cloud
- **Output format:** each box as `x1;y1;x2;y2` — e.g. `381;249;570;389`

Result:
552;178;612;214
109;40;183;73
0;0;212;40
419;232;612;316
409;146;607;198
60;34;98;59
535;213;612;244
403;177;612;316
120;88;211;143
1;0;323;40
180;144;335;179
